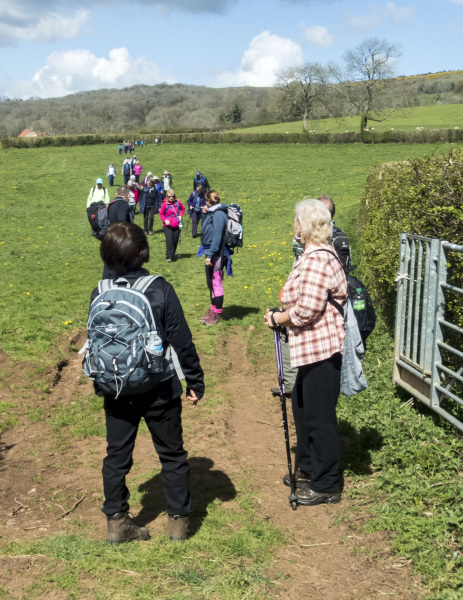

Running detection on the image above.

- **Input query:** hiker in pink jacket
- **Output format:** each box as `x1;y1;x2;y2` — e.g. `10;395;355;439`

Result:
133;161;143;183
159;190;185;262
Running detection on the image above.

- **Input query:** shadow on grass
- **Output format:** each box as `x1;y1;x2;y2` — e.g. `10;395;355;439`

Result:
222;305;260;321
339;419;384;480
136;457;236;534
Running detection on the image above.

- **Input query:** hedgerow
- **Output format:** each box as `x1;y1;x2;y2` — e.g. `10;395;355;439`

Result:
359;147;463;324
2;128;463;149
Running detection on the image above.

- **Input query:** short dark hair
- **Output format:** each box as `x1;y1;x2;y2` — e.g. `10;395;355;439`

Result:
117;186;129;198
317;194;335;217
100;222;149;275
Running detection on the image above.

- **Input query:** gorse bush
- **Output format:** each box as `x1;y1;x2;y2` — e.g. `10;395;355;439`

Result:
359;147;463;324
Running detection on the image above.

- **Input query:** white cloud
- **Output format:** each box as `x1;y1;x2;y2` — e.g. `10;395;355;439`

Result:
214;31;303;87
6;48;173;99
0;0;234;46
348;2;414;31
301;25;336;47
0;5;89;45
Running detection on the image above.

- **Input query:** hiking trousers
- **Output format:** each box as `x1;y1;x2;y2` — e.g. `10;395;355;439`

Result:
292;353;342;494
163;227;180;260
102;395;191;517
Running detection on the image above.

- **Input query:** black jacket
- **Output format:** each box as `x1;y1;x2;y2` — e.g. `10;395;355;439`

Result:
108;197;131;224
90;268;205;402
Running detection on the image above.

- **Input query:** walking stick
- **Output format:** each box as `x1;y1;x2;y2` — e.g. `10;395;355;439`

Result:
272;319;298;511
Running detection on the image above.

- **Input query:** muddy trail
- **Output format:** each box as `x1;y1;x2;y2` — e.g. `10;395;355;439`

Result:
0;330;424;599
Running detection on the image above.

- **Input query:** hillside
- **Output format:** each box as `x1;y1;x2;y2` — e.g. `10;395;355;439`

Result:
1;71;462;137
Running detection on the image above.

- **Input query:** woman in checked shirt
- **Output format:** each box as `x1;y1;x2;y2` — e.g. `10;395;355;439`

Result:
264;198;347;506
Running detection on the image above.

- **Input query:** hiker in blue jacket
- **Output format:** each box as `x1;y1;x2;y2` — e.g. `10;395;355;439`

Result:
187;185;206;238
193;171;210;195
197;190;229;325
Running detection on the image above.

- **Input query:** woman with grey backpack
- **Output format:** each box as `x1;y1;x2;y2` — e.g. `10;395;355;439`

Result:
264;199;347;507
89;222;204;544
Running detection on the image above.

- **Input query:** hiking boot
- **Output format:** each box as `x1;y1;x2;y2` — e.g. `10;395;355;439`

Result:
271;386;293;398
198;309;213;323
168;515;189;541
295;488;341;506
106;511;150;544
283;469;310;489
202;311;221;326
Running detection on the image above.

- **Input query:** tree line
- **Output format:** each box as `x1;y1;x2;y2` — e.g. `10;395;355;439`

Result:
0;41;462;138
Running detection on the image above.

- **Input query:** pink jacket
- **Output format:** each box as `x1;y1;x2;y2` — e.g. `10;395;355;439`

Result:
133;164;142;176
159;199;185;228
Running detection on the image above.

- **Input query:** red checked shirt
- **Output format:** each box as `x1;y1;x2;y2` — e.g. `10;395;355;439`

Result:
281;244;347;367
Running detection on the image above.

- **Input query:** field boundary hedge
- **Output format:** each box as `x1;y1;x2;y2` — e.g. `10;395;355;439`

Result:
359;147;463;325
2;128;463;148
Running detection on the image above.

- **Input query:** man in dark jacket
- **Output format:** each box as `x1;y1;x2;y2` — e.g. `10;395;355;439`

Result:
193;171;210;195
102;187;131;278
318;194;351;271
108;186;131;225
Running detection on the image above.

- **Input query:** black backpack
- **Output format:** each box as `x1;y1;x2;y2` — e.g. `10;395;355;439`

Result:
346;270;376;346
86;201;112;240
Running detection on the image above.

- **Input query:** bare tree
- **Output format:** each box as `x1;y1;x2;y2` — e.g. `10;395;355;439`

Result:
336;38;402;132
275;63;331;132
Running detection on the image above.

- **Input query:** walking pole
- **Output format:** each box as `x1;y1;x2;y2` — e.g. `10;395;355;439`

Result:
272;320;298;511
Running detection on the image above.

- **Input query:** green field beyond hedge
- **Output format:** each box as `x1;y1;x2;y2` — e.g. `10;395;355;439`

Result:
235;104;463;134
2;141;463;599
0;141;462;363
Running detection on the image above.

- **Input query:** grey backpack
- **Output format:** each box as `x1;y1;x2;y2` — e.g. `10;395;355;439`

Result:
329;295;368;397
80;275;182;398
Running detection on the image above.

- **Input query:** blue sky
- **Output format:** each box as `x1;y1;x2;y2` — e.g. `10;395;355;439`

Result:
0;0;462;99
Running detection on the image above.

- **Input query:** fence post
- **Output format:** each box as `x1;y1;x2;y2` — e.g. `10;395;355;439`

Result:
429;241;446;409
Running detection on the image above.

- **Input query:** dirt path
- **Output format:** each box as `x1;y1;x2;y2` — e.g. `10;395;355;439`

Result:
0;330;425;598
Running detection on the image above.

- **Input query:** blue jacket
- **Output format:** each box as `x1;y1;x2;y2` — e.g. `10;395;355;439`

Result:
200;204;228;258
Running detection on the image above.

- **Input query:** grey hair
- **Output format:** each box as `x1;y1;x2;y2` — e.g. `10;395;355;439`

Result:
295;198;332;246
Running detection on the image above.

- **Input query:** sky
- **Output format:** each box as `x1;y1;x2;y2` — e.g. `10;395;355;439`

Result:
0;0;462;100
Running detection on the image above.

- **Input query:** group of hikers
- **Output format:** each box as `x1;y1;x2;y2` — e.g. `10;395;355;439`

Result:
84;161;360;546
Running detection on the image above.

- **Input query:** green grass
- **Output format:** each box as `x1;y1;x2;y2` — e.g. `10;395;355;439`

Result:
2;141;463;598
233;104;463;134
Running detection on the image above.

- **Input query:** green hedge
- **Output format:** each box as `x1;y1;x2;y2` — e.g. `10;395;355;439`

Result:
3;128;463;148
359;148;463;325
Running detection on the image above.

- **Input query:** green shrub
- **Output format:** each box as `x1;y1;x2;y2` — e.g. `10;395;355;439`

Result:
359;148;463;324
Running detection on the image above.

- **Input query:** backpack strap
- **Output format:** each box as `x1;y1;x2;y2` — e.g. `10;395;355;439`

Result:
327;296;344;318
305;247;346;318
132;275;164;293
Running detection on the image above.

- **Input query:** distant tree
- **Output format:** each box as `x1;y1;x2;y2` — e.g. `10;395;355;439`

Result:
334;38;402;133
275;63;331;132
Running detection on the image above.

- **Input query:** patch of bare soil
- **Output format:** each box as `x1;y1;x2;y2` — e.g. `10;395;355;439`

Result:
0;329;426;599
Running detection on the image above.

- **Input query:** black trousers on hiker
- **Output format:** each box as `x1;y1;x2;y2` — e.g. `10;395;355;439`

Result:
144;205;157;233
102;395;191;517
163;227;180;260
292;352;342;494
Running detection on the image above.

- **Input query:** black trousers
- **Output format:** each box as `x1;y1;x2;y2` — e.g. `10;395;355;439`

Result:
163;227;180;260
144;205;157;233
102;396;191;517
190;211;200;237
291;353;342;494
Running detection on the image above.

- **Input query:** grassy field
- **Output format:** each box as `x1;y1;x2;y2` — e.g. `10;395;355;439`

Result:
233;104;463;134
2;140;463;599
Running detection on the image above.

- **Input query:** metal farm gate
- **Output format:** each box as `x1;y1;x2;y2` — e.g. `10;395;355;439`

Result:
394;233;463;431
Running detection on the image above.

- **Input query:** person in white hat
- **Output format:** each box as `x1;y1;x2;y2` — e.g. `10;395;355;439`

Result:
87;178;110;208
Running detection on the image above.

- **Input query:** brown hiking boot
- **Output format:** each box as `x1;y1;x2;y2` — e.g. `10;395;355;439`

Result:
168;514;189;541
106;511;150;544
202;311;221;326
198;309;213;323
